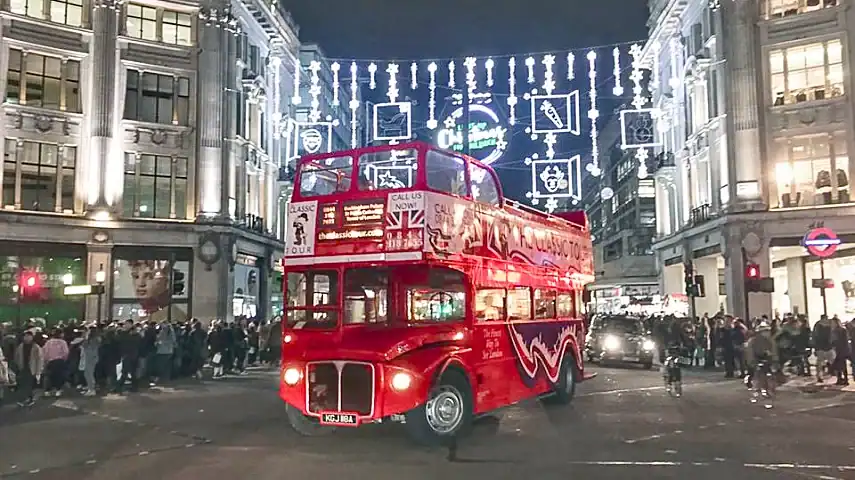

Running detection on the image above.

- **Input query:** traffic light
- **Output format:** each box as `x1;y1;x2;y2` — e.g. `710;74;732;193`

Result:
684;268;695;296
172;269;185;296
745;263;760;279
18;271;42;300
745;263;774;293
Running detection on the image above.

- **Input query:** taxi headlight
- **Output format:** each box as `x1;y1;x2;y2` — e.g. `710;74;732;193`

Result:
603;335;621;351
642;339;656;351
283;367;302;386
391;372;412;391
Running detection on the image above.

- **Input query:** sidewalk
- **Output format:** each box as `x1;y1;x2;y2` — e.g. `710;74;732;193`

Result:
779;375;855;393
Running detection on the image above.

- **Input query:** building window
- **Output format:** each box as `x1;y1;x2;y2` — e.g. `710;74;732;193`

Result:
8;0;43;19
770;39;844;106
774;133;849;208
6;50;81;112
126;4;193;46
123;153;188;219
124;70;190;125
765;0;839;19
49;0;83;26
1;140;76;212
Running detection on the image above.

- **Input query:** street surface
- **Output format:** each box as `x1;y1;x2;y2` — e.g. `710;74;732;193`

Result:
2;366;855;480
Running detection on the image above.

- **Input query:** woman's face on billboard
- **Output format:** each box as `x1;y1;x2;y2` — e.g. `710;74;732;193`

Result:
130;261;169;302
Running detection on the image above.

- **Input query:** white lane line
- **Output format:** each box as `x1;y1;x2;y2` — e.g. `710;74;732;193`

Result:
566;460;855;475
750;465;844;480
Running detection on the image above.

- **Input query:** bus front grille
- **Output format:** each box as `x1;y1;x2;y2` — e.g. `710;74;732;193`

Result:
306;362;375;416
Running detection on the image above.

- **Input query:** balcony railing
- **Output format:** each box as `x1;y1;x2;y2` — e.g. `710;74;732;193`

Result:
650;151;676;175
689;203;713;227
237;214;269;236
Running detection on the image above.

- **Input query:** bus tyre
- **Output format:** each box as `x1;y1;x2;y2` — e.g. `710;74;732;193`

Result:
285;404;336;437
546;355;578;405
405;369;473;446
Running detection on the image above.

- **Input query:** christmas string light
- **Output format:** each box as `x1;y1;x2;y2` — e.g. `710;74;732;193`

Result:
291;62;301;105
308;60;321;122
427;62;438;129
586;50;601;177
349;62;359;148
629;43;649;179
542;54;556;94
386;63;399;102
612;47;624;96
485;58;495;87
567;51;575;80
410;62;418;90
368;62;377;90
330;62;340;107
508;57;518;125
464;56;477;96
448;60;455;88
525;56;535;83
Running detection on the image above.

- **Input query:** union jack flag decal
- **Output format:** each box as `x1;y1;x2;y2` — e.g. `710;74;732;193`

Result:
386;209;425;230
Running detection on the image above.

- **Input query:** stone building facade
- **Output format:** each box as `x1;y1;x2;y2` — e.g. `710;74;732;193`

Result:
0;0;300;326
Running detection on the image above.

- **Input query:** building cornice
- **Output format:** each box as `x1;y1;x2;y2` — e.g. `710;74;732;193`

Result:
641;0;690;65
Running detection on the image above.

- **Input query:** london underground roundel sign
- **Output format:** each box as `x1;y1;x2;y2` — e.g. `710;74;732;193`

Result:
802;227;841;258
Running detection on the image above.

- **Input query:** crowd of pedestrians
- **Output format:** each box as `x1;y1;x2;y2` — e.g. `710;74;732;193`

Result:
0;317;282;407
648;312;855;386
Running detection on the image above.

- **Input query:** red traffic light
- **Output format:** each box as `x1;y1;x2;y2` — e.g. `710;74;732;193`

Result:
745;263;760;279
25;275;36;287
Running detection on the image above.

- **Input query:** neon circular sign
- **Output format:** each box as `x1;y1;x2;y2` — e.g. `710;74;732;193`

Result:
802;227;841;258
437;104;508;165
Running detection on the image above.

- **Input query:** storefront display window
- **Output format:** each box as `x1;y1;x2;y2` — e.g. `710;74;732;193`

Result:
0;255;85;326
233;254;260;320
112;249;191;324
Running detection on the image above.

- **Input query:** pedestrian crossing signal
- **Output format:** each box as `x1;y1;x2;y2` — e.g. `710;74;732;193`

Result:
745;263;760;279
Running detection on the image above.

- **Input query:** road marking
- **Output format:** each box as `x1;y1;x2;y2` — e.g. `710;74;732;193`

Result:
580;379;722;397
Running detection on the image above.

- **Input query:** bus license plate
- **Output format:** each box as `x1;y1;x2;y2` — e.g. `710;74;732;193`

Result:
320;412;360;427
622;356;639;362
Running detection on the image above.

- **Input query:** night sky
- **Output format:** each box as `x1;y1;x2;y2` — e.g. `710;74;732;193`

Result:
279;0;650;202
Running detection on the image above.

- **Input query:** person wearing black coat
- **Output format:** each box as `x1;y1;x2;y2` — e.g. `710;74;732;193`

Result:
114;320;142;393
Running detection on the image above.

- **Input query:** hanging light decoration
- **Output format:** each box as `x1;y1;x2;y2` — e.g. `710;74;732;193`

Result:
308;60;321;122
448;60;456;88
586;50;601;177
508;57;518;125
567;51;575;81
330;62;340;107
410;62;418;90
368;62;377;90
349;62;359;148
612;47;624;96
386;63;399;102
542;54;556;94
485;58;495;87
427;62;438;129
525;56;535;84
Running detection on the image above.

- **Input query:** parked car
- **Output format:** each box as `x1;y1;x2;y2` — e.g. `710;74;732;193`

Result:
585;315;655;369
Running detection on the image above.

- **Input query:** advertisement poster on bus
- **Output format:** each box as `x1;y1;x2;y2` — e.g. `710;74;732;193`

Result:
285;201;318;257
385;191;426;251
424;192;480;256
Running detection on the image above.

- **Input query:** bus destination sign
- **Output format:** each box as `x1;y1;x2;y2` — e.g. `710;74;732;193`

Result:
342;201;384;226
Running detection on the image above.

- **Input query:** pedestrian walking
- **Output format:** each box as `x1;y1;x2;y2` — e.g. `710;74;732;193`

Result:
12;330;44;407
42;329;69;397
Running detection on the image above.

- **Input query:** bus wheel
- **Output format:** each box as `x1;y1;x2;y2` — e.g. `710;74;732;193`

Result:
546;355;578;405
285;404;336;437
405;370;473;446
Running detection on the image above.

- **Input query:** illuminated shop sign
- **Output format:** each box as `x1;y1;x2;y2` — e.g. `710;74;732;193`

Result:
342;201;384;225
318;228;384;241
320;204;337;227
437;103;508;165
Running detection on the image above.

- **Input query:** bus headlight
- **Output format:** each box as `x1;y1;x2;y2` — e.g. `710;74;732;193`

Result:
642;339;656;351
603;335;620;351
391;372;412;391
283;367;302;386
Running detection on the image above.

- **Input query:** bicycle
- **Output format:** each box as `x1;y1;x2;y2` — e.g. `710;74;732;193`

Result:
662;347;685;397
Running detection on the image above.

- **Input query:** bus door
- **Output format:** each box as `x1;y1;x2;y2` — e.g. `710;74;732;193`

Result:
472;288;510;410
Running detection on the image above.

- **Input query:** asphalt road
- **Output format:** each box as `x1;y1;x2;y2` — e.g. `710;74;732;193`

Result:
2;365;855;480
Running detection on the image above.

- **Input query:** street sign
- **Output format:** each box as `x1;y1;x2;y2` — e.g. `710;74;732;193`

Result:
802;227;841;258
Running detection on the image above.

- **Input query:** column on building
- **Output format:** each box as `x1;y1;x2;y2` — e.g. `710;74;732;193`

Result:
86;0;122;214
719;0;763;205
724;226;772;320
786;257;807;316
693;256;720;317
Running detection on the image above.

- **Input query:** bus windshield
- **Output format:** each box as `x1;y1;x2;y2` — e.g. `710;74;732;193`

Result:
299;156;353;197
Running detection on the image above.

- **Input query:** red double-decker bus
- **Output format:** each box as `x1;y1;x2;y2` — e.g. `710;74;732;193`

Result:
280;141;595;444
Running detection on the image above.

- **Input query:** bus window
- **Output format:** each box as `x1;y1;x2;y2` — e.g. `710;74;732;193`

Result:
475;289;505;321
299;156;353;197
507;287;532;321
358;149;418;190
557;292;574;317
286;271;339;329
426;150;468;196
343;268;390;324
468;163;500;206
534;289;557;319
407;268;466;323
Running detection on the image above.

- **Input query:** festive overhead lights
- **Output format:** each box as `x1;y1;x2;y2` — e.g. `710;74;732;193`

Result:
368;62;377;90
464;56;477;97
291;63;302;105
485;58;495;87
651;41;661;93
508;57;518;125
542;54;556;94
410;62;418;90
567;51;575;80
669;38;680;90
448;61;456;88
386;63;400;102
586;50;600;177
612;47;624;96
629;44;645;109
330;62;341;107
427;62;438;129
525;56;536;84
620;43;659;180
308;60;322;122
349;62;359;148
